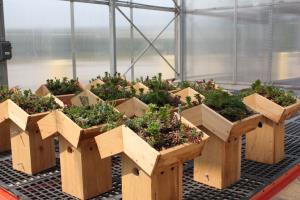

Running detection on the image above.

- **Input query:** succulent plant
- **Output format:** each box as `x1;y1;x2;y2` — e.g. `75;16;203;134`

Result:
46;77;82;95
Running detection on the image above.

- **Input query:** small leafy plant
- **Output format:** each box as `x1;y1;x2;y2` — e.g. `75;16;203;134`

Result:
139;73;177;91
177;79;218;96
185;94;202;108
204;90;252;122
10;90;61;115
46;77;82;95
0;86;19;103
63;103;123;130
138;90;181;107
240;80;297;107
90;82;136;101
125;104;204;151
93;72;130;87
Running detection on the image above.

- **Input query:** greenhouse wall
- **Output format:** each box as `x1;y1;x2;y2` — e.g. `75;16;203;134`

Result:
185;0;300;85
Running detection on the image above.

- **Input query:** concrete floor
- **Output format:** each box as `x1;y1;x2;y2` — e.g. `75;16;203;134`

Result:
272;177;300;200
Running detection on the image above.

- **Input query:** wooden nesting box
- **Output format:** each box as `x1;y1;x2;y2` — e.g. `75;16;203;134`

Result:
115;97;149;118
37;109;112;200
95;118;209;200
243;93;300;164
0;100;62;175
36;82;84;106
70;90;103;107
0;102;11;152
186;104;262;189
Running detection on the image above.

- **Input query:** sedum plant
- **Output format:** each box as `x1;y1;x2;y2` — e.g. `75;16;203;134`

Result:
46;77;82;95
125;104;204;151
177;79;218;96
10;90;61;115
63;103;124;130
240;80;297;107
139;73;177;91
138;89;181;107
90;82;136;101
0;86;19;103
204;90;252;122
93;72;130;87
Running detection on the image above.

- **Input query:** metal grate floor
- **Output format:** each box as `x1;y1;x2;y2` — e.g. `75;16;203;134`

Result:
1;119;300;199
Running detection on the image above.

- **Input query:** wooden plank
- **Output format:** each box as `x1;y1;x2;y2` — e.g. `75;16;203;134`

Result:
200;104;233;142
194;129;242;189
37;111;58;140
246;117;285;164
60;137;112;199
123;126;160;176
131;82;150;95
35;84;50;96
243;93;284;123
122;154;153;200
174;87;204;104
230;114;262;138
95;125;124;159
181;105;202;127
56;111;82;148
71;90;103;106
0;100;8;124
56;94;76;106
115;97;148;118
281;99;300;121
0;120;11;152
7;100;30;131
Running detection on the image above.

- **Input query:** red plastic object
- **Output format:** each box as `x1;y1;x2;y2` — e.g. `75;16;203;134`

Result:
0;188;18;200
251;163;300;200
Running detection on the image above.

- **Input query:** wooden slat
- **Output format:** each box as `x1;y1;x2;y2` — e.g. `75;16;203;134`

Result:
115;97;148;118
200;104;233;142
181;105;202;127
35;84;50;96
56;111;82;148
174;87;204;104
131;82;150;95
230;114;262;138
123;126;160;176
0;100;9;124
95;125;124;159
281;99;300;121
7;100;30;131
243;93;284;123
37;111;58;139
0;120;11;152
71;90;103;106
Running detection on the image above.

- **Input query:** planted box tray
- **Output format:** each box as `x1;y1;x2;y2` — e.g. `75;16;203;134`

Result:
243;93;300;164
183;104;262;189
114;97;149;118
37;100;123;200
95;108;209;200
0;96;63;175
36;78;84;106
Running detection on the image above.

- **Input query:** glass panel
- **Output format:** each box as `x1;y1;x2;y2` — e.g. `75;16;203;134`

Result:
74;3;109;84
116;7;175;80
185;7;234;82
236;5;271;83
125;0;174;7
272;3;300;82
4;0;72;90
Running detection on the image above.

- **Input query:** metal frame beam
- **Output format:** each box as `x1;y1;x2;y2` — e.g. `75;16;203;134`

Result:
117;6;179;76
70;1;77;79
59;0;176;12
109;0;117;75
178;0;185;81
0;0;8;86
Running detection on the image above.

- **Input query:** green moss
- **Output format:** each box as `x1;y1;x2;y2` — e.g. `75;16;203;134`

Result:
125;104;204;151
90;83;136;101
46;77;82;95
10;90;61;115
63;103;123;130
204;90;252;122
240;80;297;107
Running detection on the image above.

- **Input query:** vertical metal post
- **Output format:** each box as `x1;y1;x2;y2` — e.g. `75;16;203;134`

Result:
130;0;134;81
70;1;77;79
232;0;238;84
0;0;8;86
179;0;186;81
267;1;274;83
109;0;117;75
174;0;179;79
